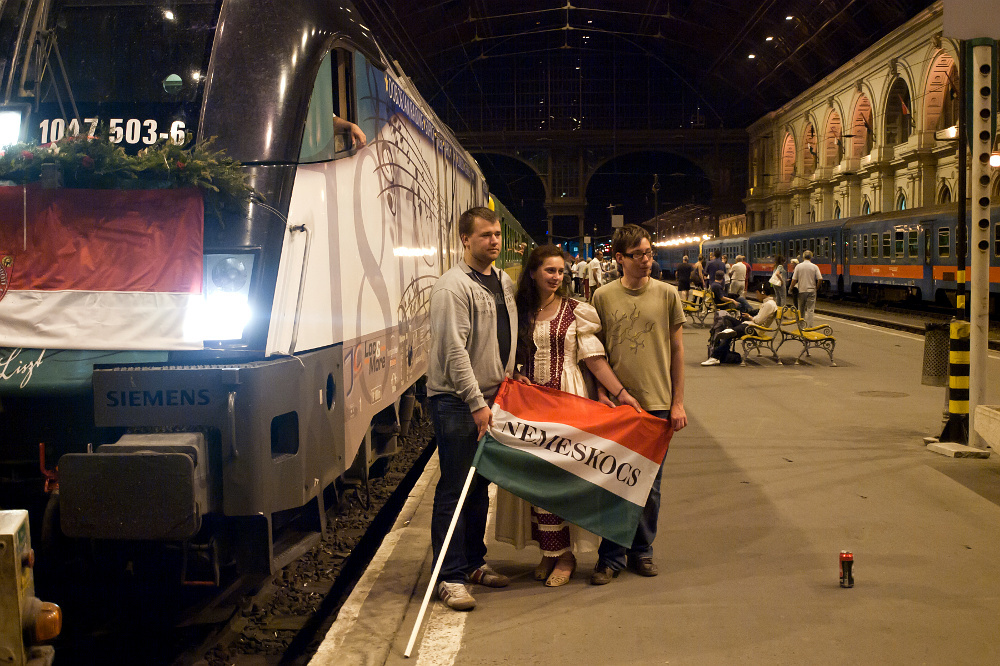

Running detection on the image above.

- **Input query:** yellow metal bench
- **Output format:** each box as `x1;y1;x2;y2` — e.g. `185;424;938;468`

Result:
777;306;837;366
739;317;781;365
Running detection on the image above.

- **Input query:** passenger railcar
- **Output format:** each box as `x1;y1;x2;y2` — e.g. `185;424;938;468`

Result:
0;0;524;579
658;203;1000;309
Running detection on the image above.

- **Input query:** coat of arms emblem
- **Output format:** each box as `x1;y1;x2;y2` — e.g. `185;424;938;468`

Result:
0;255;12;304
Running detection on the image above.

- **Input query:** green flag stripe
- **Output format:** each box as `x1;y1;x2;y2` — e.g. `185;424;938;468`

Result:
476;435;643;547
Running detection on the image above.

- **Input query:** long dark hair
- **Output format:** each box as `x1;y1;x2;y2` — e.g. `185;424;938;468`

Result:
514;245;566;370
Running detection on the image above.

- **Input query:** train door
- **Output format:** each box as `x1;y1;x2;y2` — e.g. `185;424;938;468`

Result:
919;222;933;298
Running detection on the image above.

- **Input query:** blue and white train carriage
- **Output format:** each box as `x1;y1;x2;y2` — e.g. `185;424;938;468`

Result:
0;0;523;577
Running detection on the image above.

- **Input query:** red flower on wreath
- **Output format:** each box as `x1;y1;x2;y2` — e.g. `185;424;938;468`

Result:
176;161;186;169
20;151;33;159
81;155;95;169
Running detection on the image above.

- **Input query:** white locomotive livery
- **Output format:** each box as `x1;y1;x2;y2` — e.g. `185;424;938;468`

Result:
0;0;530;577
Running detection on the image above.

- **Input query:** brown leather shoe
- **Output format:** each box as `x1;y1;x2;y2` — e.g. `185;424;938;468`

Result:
629;556;658;577
589;564;620;585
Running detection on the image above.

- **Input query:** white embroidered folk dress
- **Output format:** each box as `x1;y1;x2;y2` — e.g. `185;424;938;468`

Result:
493;297;606;555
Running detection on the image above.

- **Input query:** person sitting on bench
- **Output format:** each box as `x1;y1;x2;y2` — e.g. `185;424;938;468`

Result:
702;295;779;366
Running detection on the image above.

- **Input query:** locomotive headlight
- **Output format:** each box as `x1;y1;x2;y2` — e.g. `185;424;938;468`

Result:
184;253;256;341
0;109;22;146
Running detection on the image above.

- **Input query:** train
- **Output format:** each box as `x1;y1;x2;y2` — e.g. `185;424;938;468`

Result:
657;203;1000;309
0;0;532;586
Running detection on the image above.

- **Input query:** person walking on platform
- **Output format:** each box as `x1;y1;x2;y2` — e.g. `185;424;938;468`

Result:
573;255;587;296
590;224;687;585
728;255;747;298
692;255;706;290
706;250;725;289
495;245;641;588
427;206;517;611
789;250;823;326
770;255;787;306
587;251;604;300
675;255;693;301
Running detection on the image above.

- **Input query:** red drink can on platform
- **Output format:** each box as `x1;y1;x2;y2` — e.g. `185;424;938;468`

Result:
839;550;854;588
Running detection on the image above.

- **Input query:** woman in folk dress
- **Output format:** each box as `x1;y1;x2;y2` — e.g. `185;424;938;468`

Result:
496;245;641;587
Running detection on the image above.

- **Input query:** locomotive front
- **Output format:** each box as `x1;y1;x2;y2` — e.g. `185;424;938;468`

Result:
0;0;453;580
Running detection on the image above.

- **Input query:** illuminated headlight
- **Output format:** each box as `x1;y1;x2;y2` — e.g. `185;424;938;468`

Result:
0;109;22;147
184;253;255;341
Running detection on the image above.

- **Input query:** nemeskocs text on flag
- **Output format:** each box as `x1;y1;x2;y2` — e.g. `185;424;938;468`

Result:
474;379;672;546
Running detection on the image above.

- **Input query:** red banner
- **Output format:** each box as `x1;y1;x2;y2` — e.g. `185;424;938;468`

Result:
0;185;203;293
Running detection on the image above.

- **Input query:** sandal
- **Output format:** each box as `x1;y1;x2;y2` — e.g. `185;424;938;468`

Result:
534;557;557;581
545;554;576;587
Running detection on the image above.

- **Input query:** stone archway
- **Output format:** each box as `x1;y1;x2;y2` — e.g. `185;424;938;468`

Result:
923;51;959;133
823;110;844;167
850;94;874;158
780;133;796;183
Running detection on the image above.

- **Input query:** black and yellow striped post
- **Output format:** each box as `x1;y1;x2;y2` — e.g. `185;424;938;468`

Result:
940;318;970;444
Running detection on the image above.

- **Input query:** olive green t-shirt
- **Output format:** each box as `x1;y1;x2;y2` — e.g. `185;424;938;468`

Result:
591;278;686;411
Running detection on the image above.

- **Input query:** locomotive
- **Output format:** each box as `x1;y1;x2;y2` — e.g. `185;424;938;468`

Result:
0;0;530;582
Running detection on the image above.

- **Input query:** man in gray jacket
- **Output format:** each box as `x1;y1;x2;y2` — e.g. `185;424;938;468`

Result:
426;206;517;611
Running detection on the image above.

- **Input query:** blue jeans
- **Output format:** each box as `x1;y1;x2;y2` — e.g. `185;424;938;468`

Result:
597;409;670;571
430;394;491;584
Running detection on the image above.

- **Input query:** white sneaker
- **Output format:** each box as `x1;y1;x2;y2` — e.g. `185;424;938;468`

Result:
437;581;476;611
701;357;721;366
721;328;735;334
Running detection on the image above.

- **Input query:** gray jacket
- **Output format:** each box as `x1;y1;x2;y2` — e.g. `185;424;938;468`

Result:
426;258;518;412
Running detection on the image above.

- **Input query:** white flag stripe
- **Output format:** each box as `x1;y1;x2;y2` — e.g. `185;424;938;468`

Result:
489;405;660;506
0;290;202;350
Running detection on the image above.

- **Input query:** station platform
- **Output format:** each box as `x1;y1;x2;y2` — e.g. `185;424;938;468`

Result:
310;311;1000;666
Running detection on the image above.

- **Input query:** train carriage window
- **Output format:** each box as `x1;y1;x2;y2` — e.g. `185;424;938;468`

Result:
995;225;1000;256
823;237;830;257
809;239;816;255
882;233;890;258
938;228;950;257
862;234;868;258
907;230;918;258
300;49;361;163
895;231;904;258
852;236;857;259
869;234;877;258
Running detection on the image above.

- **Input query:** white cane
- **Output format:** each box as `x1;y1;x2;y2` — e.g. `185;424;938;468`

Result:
404;463;479;658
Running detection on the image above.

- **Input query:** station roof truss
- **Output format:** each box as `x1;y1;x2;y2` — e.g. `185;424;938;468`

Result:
355;0;937;132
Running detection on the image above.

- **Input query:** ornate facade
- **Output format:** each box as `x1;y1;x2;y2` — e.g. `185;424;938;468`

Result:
746;1;964;231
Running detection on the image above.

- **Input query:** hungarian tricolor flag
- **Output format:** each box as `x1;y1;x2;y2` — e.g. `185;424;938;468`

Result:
475;379;673;547
0;185;203;350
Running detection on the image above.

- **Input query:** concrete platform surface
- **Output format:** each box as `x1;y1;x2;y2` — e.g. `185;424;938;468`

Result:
314;312;1000;666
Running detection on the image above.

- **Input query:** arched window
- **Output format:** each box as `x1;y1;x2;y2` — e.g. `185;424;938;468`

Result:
851;94;874;157
939;184;952;204
885;77;914;146
803;123;817;173
780;133;796;183
924;52;959;133
824;111;843;166
861;197;871;215
896;190;907;210
833;202;842;219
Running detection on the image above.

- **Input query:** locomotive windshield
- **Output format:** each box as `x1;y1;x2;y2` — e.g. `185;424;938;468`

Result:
2;0;222;149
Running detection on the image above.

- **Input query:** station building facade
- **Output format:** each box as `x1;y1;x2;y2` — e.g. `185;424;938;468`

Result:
745;1;970;231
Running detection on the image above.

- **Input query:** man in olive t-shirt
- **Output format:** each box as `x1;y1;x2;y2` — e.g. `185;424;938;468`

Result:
590;224;687;585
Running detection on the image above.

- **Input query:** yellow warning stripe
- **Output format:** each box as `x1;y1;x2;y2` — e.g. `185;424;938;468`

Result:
949;400;970;414
956;295;966;309
950;351;970;364
949;375;970;389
